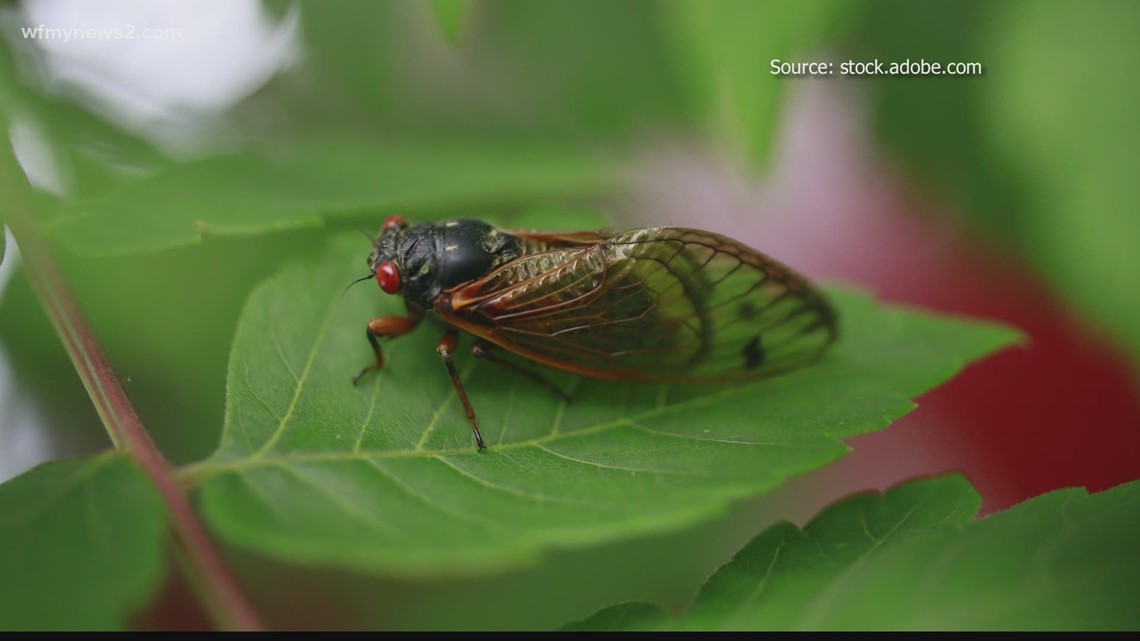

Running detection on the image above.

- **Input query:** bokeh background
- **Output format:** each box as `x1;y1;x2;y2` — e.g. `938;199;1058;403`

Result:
1;0;1137;630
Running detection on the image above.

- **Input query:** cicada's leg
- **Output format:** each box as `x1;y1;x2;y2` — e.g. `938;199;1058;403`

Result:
471;340;572;402
353;314;421;385
437;331;486;450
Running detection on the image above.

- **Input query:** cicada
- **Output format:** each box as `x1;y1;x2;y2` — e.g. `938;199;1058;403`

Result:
354;216;837;450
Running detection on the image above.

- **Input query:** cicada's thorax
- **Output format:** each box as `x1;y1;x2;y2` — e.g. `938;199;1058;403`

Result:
372;219;525;312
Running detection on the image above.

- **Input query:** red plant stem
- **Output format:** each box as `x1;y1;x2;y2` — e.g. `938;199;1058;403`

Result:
2;161;265;630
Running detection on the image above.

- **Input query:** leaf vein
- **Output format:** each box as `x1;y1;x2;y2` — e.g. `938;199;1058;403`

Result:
730;528;789;629
270;462;400;535
251;301;337;457
415;358;478;450
366;459;503;528
435;455;586;505
625;419;779;446
353;373;384;453
270;325;300;383
531;442;693;476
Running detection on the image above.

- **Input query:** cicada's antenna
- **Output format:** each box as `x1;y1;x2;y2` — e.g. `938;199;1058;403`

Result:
342;222;385;298
342;273;374;298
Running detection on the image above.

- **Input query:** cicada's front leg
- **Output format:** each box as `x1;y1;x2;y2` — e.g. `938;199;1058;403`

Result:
436;331;486;450
353;312;421;385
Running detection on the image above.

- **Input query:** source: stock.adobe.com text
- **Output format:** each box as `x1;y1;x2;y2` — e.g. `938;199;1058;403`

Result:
771;58;984;77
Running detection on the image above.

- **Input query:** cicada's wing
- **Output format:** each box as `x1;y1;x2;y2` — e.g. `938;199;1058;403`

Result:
436;228;837;382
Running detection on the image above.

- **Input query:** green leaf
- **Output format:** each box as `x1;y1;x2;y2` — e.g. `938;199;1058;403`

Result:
430;0;470;43
0;453;169;630
572;475;1140;630
49;139;617;257
187;208;1018;577
563;601;668;632
663;0;853;169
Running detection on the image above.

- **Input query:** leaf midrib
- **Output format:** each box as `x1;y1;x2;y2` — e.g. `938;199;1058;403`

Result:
180;377;791;486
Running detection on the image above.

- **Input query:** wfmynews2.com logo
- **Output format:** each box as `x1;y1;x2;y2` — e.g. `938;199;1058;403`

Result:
20;23;183;42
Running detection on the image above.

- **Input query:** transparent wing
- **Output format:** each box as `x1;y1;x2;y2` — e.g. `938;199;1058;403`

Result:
438;228;837;382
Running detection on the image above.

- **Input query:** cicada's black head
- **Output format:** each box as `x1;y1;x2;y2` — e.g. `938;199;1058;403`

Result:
367;216;522;311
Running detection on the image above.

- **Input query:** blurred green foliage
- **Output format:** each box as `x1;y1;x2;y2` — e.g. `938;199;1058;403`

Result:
664;0;853;167
855;0;1140;363
429;0;468;44
984;0;1140;364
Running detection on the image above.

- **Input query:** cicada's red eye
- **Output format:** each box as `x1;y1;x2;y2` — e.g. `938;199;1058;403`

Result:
376;261;401;294
383;215;406;230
